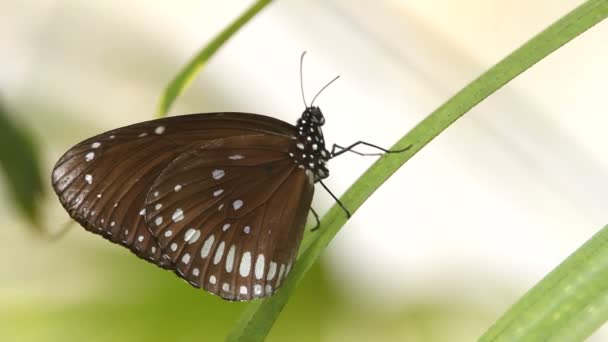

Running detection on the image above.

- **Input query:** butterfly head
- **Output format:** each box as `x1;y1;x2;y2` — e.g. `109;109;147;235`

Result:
302;106;325;126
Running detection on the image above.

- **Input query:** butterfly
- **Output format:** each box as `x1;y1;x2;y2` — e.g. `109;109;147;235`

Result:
51;52;409;301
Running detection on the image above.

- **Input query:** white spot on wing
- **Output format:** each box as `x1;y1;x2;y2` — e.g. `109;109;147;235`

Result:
170;243;177;252
213;241;225;265
155;203;162;210
209;275;217;284
222;283;229;292
181;253;191;264
213;189;224;197
192;268;200;277
84;174;93;184
154;126;165;134
226;245;235;273
138;132;148;138
239;252;251;277
164;230;172;237
243;225;251;234
85;152;95;162
212;169;225;180
172;208;184;222
240;286;248;295
155;217;163;226
200;235;214;258
254;284;263;296
232;200;243;210
110;221;115;227
277;264;286;286
184;228;200;244
255;254;265;280
137;235;144;242
222;223;231;231
265;284;273;295
228;154;244;160
286;262;293;276
267;262;277;281
139;208;146;216
91;142;101;148
174;184;182;192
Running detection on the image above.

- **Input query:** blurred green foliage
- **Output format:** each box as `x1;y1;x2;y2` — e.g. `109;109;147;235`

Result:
0;99;44;230
0;239;332;342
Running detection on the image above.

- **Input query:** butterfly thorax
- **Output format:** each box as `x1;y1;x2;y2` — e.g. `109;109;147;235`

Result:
289;106;330;182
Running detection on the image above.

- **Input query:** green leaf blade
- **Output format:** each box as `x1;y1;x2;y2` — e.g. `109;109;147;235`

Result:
156;0;273;118
227;0;608;340
480;225;608;341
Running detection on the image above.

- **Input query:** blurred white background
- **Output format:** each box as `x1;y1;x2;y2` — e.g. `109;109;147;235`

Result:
1;0;607;340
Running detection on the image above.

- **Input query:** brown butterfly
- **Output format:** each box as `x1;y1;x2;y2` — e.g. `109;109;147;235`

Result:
51;53;409;301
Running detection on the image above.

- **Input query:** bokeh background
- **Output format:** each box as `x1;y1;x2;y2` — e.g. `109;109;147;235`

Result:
2;0;607;341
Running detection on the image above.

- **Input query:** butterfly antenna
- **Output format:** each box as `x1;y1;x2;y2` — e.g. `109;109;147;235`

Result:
311;75;340;107
300;51;308;107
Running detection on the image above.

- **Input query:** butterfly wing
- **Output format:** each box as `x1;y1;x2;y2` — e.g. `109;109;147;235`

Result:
51;113;296;268
144;135;314;300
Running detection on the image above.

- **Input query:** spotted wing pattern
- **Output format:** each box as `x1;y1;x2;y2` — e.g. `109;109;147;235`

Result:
51;113;296;269
145;135;314;300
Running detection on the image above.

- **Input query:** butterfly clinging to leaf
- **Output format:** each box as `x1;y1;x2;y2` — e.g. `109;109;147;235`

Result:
51;52;410;301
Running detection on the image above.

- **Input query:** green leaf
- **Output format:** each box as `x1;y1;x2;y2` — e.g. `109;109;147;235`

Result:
227;0;608;340
156;0;273;118
480;225;608;341
0;100;45;230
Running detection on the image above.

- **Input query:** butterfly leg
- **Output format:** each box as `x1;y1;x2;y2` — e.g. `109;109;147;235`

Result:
330;141;412;158
309;208;321;231
319;180;351;219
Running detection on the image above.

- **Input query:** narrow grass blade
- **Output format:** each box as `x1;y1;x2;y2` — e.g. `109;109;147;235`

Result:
480;225;608;341
0;101;45;230
227;0;608;340
156;0;273;117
